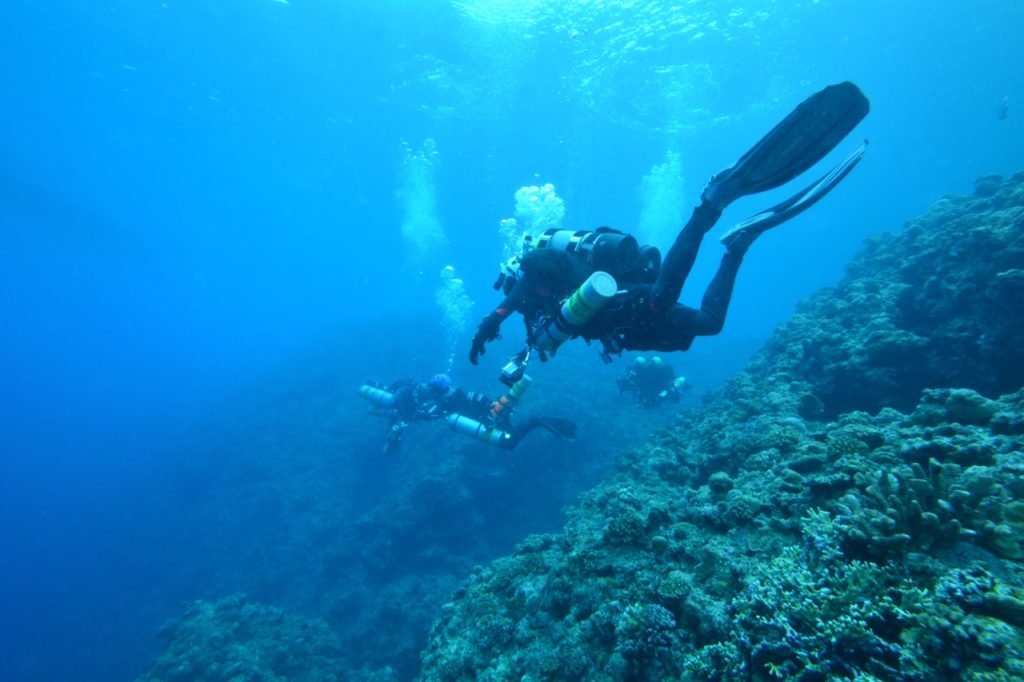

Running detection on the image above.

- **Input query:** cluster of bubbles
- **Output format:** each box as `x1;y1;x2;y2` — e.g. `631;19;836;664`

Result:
497;217;523;263
436;265;474;371
498;182;566;260
515;182;565;233
637;150;685;248
396;139;477;369
398;138;447;276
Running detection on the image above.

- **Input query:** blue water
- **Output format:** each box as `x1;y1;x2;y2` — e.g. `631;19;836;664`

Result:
2;1;1022;679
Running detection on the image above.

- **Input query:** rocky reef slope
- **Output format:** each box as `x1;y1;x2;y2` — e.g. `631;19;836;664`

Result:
130;322;665;680
418;173;1024;681
758;172;1024;418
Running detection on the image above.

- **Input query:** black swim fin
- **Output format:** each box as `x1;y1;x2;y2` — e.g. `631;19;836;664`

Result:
702;81;870;209
536;417;577;440
720;139;868;250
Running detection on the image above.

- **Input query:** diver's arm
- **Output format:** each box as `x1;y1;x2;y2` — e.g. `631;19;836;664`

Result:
464;390;494;421
491;277;528;327
469;278;527;365
391;385;420;421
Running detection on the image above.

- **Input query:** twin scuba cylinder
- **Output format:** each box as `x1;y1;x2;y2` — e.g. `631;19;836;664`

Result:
536;227;661;283
495;227;660;300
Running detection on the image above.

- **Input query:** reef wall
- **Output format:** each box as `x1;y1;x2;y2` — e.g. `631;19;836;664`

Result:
131;320;666;680
753;172;1024;419
417;173;1024;680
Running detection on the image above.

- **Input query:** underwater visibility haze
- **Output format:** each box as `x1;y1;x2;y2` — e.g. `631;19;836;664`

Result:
2;1;1023;680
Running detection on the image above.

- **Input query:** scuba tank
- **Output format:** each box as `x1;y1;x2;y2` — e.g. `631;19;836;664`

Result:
536;227;661;283
358;385;396;407
532;271;618;354
537;228;639;275
447;413;510;448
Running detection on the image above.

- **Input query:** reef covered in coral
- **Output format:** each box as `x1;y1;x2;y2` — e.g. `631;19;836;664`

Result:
136;175;1023;681
130;319;662;680
756;172;1024;418
418;174;1024;681
137;595;349;682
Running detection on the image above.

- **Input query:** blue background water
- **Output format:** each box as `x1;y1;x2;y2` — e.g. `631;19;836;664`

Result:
1;1;1022;679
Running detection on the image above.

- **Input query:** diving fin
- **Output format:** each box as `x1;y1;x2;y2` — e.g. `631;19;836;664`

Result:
702;81;870;210
720;139;868;250
536;417;577;440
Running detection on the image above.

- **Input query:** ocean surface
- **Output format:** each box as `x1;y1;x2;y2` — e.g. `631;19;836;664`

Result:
1;1;1022;680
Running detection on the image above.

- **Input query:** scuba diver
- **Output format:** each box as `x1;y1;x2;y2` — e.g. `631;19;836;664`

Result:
359;373;575;454
618;355;689;407
469;81;870;381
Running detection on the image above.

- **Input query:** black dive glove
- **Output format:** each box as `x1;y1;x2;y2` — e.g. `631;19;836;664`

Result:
469;313;502;365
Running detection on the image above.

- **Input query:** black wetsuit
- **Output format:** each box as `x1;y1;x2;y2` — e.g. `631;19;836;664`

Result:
391;383;491;422
620;360;678;406
438;388;547;450
437;388;493;422
390;383;545;451
490;248;591;333
583;205;745;351
473;203;746;356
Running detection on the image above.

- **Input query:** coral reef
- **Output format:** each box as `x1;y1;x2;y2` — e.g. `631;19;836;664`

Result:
420;388;1024;681
137;594;349;682
136;176;1024;679
418;174;1024;680
132;320;653;680
747;172;1024;418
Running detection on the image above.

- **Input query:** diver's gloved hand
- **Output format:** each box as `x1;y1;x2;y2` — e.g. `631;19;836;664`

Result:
383;421;407;455
469;313;502;365
420;401;445;420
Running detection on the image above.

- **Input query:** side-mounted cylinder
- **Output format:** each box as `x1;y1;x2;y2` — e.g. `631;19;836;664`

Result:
447;413;510;448
358;385;396;407
532;271;618;354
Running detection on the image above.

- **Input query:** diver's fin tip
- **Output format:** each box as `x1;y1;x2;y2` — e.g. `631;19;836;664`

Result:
537;417;577;440
719;138;870;250
702;81;870;209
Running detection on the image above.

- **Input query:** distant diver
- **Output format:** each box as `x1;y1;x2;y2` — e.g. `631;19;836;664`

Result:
359;373;575;454
618;355;690;407
998;96;1009;121
469;81;870;384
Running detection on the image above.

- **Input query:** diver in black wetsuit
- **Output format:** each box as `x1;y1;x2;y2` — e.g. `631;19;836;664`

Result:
470;213;743;360
470;81;870;366
618;356;688;407
362;373;575;454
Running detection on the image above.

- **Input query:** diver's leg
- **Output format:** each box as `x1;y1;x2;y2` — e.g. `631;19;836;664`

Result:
720;141;868;251
499;416;576;449
499;418;540;451
695;249;745;335
647;249;744;350
650;203;723;312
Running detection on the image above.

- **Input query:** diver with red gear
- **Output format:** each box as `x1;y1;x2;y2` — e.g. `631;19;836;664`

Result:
359;373;574;454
